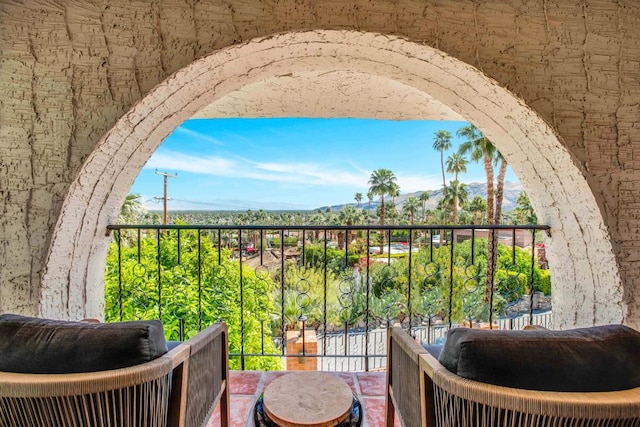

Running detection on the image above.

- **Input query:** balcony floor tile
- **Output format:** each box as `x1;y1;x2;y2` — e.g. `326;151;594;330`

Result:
357;372;386;396
230;370;263;395
362;397;401;427
210;370;394;427
208;395;255;427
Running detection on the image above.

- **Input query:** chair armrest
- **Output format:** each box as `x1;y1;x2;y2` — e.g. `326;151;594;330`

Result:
386;326;427;427
180;323;230;427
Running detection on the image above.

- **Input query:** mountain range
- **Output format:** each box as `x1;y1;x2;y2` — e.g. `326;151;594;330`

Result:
317;181;524;212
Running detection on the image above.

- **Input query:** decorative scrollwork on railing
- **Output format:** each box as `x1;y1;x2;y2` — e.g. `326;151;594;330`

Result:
461;264;484;326
169;263;191;340
337;273;356;326
130;262;153;320
254;264;272;323
252;264;272;354
210;264;229;323
497;263;525;321
370;263;402;328
413;260;441;325
294;267;312;318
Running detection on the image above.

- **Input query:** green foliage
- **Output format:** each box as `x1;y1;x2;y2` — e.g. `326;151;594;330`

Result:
535;269;552;295
106;226;551;367
105;229;282;370
364;238;551;324
281;265;341;328
270;236;298;248
390;230;410;242
303;245;360;273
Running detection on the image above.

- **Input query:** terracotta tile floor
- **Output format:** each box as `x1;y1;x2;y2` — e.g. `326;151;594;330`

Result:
208;370;401;427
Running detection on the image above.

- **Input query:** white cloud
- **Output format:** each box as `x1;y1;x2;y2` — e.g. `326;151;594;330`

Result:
143;149;469;195
144;150;370;187
395;174;442;193
145;151;235;175
174;127;224;145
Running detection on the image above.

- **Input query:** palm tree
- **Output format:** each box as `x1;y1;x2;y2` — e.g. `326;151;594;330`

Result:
494;152;508;225
368;169;397;226
446;153;469;224
309;211;327;241
446;153;468;182
433;130;453;192
451;180;469;212
369;169;397;251
388;182;400;225
338;205;362;226
419;191;430;223
440;182;468;222
366;190;374;209
467;195;488;224
119;193;146;224
457;125;496;225
402;196;421;225
366;191;374;224
457;125;497;304
354;192;363;208
515;191;537;224
338;205;363;249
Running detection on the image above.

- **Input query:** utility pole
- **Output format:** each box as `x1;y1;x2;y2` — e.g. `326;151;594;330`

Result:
155;169;177;224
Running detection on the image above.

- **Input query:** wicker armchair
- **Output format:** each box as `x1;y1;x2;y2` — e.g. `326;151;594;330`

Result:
0;321;229;427
385;326;640;427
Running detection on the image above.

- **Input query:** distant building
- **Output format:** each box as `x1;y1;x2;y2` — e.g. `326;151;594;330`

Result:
453;229;534;249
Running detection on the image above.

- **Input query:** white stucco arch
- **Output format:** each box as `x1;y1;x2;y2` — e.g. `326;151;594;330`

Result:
41;30;625;328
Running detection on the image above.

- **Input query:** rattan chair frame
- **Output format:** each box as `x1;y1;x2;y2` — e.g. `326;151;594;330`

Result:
0;322;229;427
386;326;640;427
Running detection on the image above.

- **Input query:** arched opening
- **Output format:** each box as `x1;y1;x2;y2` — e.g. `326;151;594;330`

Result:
41;30;624;328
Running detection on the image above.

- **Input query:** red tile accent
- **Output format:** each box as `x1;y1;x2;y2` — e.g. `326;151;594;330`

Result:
209;396;256;427
230;370;263;395
362;397;401;427
356;372;386;396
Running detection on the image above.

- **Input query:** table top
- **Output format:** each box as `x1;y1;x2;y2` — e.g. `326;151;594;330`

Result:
263;372;353;427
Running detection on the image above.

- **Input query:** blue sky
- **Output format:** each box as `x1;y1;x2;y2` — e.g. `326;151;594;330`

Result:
132;118;519;211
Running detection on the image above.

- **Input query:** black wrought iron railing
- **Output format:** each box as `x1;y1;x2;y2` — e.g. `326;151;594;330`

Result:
105;224;551;371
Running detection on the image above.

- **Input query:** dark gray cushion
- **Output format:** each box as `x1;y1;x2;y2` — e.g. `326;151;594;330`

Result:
421;343;443;359
0;314;168;374
439;325;640;392
167;340;182;351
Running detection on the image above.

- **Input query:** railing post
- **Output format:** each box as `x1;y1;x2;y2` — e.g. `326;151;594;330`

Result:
239;228;245;370
407;228;413;335
448;229;454;329
365;229;370;372
528;230;537;326
117;229;123;322
323;229;328;357
157;228;162;320
487;228;497;328
197;231;202;331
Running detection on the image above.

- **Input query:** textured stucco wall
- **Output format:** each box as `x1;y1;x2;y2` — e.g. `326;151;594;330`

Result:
1;1;639;327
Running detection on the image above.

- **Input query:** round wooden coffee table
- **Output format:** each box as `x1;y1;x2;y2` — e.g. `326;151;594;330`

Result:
263;372;353;427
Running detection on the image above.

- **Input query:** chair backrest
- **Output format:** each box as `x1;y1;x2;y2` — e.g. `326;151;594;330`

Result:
0;315;230;427
386;326;640;427
0;314;169;374
0;351;178;427
438;325;640;392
